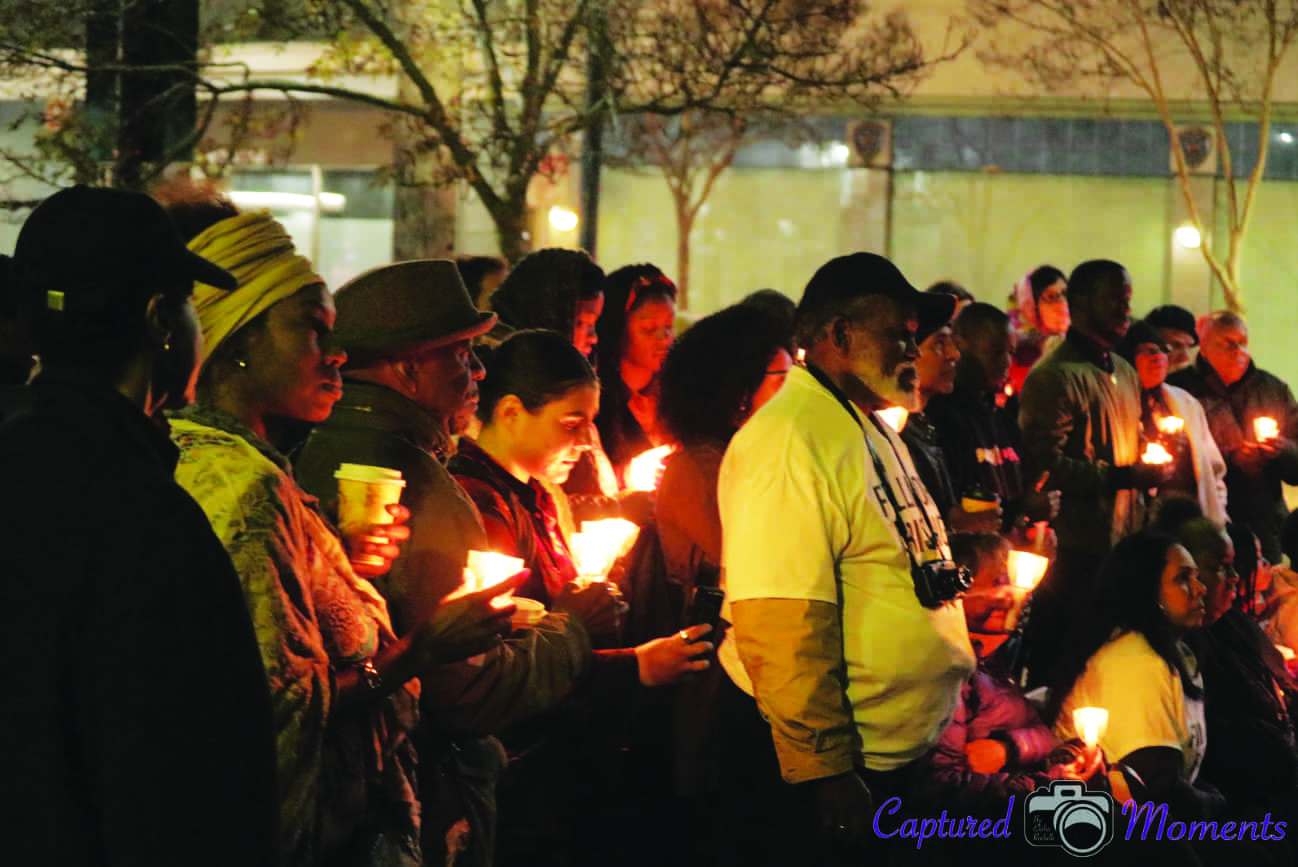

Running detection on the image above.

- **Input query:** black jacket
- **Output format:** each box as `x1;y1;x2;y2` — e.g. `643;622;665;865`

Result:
1168;357;1298;562
926;381;1030;525
0;376;278;867
900;410;957;519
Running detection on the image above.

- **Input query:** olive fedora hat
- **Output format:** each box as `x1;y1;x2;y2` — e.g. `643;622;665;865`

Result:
332;259;497;362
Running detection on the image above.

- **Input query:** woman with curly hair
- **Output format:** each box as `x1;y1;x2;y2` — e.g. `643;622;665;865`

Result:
487;247;605;357
655;303;793;608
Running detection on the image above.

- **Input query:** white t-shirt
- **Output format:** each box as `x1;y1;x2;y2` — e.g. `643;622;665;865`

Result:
718;366;976;771
1056;631;1207;782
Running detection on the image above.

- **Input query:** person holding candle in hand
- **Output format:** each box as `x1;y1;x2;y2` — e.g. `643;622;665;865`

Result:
448;328;712;867
1017;260;1172;689
450;329;712;678
1168;310;1298;563
1047;531;1222;820
590;263;678;480
1117;319;1228;526
153;183;526;867
291;258;625;867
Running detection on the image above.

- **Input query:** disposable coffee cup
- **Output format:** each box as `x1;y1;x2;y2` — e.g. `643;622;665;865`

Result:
510;598;547;631
334;463;406;567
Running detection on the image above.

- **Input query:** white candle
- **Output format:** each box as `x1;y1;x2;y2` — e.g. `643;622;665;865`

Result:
1141;442;1173;465
466;550;525;592
625;445;674;492
1156;416;1185;435
570;519;640;581
1073;707;1109;749
1008;550;1050;590
1256;417;1280;441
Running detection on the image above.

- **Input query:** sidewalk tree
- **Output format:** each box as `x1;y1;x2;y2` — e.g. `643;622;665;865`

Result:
970;0;1298;312
603;3;961;307
0;0;961;262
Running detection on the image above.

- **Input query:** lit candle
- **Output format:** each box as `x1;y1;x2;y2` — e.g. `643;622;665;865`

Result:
450;550;526;607
625;445;674;492
1156;416;1185;435
569;519;640;581
1255;417;1280;441
878;406;909;433
1008;550;1050;590
1073;707;1109;750
1141;442;1173;465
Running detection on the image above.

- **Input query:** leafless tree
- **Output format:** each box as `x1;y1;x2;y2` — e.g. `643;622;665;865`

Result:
970;0;1298;312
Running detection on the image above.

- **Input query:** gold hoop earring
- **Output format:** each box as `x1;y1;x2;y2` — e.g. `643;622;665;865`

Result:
163;342;170;352
236;359;248;369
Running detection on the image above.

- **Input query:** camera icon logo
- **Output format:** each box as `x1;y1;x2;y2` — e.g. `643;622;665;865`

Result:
1023;780;1115;857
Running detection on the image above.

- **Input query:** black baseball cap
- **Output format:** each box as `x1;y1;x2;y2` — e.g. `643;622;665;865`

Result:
10;185;236;318
796;252;955;340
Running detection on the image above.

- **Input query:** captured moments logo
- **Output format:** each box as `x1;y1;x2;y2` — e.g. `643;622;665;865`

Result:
875;780;1287;859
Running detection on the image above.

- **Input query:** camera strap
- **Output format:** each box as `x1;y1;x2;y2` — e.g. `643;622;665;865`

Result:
804;364;949;567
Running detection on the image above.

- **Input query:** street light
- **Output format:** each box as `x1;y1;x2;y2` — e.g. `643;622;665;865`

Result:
1174;225;1202;249
549;205;579;232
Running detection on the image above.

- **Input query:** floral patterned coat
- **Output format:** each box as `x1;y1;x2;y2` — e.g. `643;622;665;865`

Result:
171;404;421;867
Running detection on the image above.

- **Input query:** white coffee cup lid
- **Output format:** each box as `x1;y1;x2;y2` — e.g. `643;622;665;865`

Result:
334;463;405;484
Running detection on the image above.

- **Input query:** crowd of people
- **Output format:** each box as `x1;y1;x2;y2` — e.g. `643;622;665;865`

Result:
3;181;1298;867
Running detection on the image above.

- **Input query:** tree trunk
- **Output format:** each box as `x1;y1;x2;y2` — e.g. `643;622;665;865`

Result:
675;207;693;310
391;120;457;260
492;200;533;265
393;181;457;260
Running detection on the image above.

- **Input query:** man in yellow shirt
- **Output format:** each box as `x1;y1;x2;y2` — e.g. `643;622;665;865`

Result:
716;253;976;863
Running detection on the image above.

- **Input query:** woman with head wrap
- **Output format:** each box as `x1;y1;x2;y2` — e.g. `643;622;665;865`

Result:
153;182;521;867
1007;265;1068;397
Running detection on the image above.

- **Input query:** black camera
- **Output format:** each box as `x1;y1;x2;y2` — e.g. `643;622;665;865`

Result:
911;559;972;609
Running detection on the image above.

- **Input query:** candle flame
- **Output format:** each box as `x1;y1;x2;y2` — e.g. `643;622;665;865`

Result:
878;406;909;433
1142;442;1173;465
625;445;674;492
449;550;526;606
1156;416;1184;435
570;519;640;580
1073;707;1109;749
1008;550;1050;590
1256;417;1280;441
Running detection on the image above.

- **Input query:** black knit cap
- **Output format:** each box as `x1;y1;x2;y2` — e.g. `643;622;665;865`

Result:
796;252;955;342
1117;319;1168;365
1144;304;1199;345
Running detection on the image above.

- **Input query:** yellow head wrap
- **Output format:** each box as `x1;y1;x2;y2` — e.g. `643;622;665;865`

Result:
188;210;324;370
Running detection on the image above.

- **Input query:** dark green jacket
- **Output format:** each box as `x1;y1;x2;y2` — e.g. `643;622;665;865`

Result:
1018;332;1145;554
1168;357;1298;562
